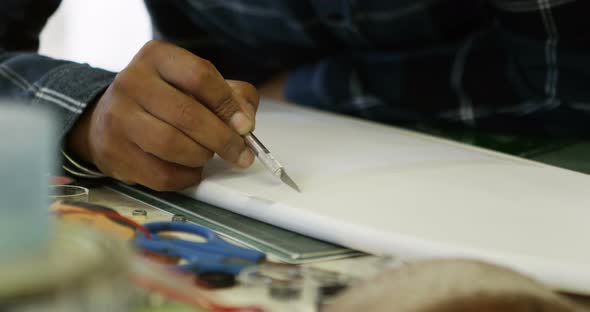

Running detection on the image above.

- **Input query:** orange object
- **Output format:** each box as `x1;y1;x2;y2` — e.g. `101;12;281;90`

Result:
49;175;75;185
50;201;149;240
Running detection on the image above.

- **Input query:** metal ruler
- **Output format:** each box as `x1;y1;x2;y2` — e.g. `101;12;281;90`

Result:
107;181;361;264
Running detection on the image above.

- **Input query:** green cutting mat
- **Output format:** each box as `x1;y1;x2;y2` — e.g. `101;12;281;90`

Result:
412;125;590;174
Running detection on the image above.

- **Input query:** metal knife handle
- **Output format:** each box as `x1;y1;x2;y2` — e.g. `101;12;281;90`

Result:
244;134;283;176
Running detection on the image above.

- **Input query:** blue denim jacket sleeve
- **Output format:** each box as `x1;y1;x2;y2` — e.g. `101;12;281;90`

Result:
0;0;116;142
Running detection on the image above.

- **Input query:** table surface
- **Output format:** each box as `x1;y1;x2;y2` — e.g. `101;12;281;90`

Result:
89;186;394;311
413;126;590;174
87;184;590;310
85;126;590;310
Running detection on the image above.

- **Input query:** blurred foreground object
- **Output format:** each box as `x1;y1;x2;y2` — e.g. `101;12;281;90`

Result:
0;106;55;255
48;185;89;202
327;259;587;312
0;224;134;312
0;105;133;311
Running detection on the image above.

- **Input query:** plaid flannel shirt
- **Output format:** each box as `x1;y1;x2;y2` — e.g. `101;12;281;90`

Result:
1;0;589;145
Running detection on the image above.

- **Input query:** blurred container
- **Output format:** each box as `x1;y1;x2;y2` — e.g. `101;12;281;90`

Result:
0;106;55;257
49;185;90;202
0;225;134;312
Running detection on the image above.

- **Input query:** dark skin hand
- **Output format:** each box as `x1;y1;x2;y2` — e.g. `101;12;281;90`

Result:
66;40;260;191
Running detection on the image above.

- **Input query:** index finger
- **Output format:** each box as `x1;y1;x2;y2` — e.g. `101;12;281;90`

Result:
137;40;255;135
128;73;254;168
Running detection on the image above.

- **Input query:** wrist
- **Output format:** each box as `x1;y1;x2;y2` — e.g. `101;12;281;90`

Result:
65;102;96;165
63;103;105;179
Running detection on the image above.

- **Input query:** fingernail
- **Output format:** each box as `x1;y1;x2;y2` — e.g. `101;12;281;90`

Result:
238;148;255;168
230;112;253;135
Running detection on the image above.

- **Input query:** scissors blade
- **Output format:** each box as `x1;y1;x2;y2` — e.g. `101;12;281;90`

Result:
280;171;301;193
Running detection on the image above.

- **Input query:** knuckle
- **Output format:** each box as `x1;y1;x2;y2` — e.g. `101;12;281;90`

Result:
101;107;121;131
196;58;215;72
137;39;163;59
112;69;139;94
241;81;257;96
190;63;215;87
175;100;197;131
228;80;259;114
212;93;237;119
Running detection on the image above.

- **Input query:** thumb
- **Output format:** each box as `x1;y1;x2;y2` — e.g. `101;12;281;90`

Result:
227;80;259;129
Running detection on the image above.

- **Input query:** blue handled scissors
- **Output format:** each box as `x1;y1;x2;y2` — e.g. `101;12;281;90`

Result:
133;221;266;275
